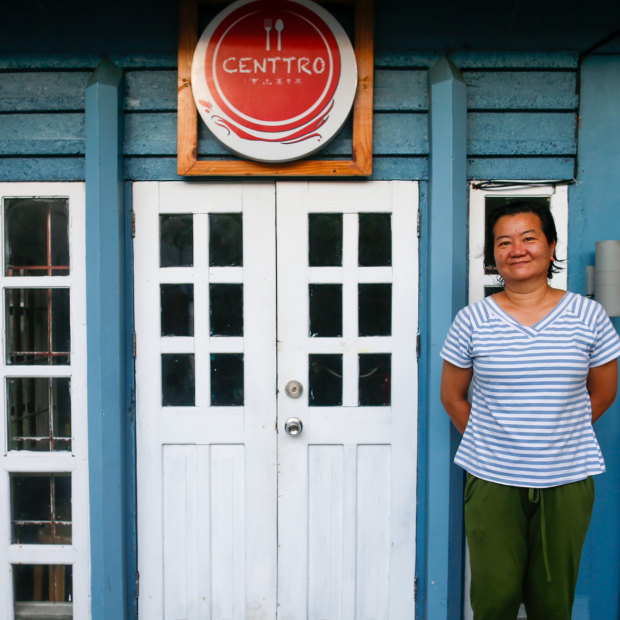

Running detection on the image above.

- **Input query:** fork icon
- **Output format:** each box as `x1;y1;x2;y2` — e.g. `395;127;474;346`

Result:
264;18;272;51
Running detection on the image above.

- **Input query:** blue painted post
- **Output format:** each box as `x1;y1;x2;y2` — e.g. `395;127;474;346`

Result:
85;58;131;619
424;56;468;619
568;53;620;620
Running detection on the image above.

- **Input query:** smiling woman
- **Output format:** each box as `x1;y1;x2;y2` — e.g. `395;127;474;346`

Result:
440;200;620;620
493;213;555;281
486;203;564;326
484;200;563;281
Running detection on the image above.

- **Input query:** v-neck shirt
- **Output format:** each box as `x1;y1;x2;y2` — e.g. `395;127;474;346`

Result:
441;292;620;488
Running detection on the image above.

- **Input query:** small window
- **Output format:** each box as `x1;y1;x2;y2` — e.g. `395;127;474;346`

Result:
4;198;69;277
7;377;71;451
468;183;568;303
1;184;88;620
11;473;72;544
465;181;568;619
13;564;73;620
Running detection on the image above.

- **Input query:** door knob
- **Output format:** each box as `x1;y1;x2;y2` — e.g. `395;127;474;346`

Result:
284;417;303;436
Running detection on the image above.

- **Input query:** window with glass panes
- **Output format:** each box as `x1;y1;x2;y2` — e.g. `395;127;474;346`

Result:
0;185;89;620
464;181;568;620
468;183;568;303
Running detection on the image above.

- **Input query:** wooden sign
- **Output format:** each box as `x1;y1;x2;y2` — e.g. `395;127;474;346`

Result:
177;0;374;176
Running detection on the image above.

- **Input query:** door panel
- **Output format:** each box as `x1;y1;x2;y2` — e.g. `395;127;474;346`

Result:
276;182;418;619
134;181;417;619
134;182;277;619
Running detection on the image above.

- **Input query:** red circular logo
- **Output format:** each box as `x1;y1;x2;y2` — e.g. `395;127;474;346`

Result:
192;0;357;162
207;0;340;131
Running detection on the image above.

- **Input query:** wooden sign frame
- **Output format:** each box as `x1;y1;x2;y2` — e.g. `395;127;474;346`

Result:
177;0;374;176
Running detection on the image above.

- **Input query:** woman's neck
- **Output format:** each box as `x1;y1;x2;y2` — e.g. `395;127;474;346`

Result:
502;280;552;308
493;282;565;327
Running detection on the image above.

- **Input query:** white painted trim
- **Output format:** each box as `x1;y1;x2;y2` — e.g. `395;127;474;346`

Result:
465;181;569;620
135;180;419;619
0;183;90;620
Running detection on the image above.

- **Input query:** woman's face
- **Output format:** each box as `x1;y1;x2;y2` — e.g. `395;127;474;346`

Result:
493;212;556;285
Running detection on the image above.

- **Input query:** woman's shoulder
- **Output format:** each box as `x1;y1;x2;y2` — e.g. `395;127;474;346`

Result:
561;290;607;319
453;296;497;325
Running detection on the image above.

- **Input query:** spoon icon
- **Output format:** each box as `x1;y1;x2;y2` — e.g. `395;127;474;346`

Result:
275;19;284;51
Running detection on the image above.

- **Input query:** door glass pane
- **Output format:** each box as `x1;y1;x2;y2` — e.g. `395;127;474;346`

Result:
160;214;193;267
309;284;342;337
209;213;243;266
161;284;194;336
210;353;244;406
162;354;195;406
309;354;342;406
6;288;70;365
308;213;343;266
5;198;69;276
359;213;392;266
14;564;73;619
359;353;391;406
358;283;392;336
11;473;72;544
210;284;243;336
8;377;71;451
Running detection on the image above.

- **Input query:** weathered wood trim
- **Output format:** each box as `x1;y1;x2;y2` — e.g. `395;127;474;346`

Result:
425;55;468;620
85;57;132;620
126;111;425;157
0;51;580;72
125;68;425;112
177;0;199;175
176;0;374;176
375;51;579;69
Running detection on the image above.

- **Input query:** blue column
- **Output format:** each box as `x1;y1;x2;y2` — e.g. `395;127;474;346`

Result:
568;53;620;620
424;56;468;619
85;58;132;619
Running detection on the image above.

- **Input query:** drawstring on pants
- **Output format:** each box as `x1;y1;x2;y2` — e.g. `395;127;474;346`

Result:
528;487;551;582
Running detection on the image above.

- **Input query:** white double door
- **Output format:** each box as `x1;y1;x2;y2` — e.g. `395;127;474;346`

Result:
134;181;418;619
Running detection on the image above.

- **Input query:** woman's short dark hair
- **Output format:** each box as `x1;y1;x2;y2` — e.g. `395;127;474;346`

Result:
484;200;563;279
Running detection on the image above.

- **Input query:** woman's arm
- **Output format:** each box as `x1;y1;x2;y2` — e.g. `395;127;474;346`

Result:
587;358;619;423
440;360;474;434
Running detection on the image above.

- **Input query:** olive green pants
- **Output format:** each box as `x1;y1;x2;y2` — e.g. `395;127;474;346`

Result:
464;474;594;620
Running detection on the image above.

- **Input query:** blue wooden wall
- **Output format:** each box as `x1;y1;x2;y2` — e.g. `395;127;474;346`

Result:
0;53;578;183
568;53;620;620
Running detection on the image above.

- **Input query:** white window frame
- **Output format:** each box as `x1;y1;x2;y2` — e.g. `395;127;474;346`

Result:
469;182;568;304
0;183;90;619
465;181;569;620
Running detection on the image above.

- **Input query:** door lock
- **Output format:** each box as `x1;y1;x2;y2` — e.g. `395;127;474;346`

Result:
284;380;303;399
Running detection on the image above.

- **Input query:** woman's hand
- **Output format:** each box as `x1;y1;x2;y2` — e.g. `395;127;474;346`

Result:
587;358;619;423
440;360;473;434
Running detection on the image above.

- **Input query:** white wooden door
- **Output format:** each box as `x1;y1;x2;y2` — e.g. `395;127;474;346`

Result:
134;181;418;620
134;182;278;619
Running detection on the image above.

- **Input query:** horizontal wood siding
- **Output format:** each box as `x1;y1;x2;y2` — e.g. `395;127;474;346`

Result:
0;71;89;111
463;67;578;180
0;113;85;154
0;56;578;181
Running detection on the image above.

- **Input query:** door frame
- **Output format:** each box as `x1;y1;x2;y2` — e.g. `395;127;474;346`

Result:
133;180;419;618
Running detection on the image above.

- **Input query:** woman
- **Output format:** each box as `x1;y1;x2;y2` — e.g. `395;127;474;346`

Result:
440;201;620;620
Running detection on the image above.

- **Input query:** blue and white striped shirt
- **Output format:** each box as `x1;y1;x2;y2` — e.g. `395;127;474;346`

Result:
441;292;620;488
